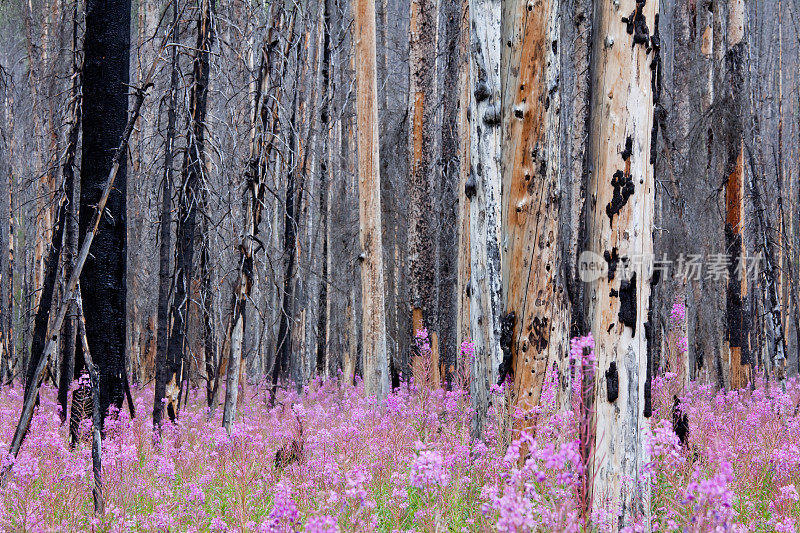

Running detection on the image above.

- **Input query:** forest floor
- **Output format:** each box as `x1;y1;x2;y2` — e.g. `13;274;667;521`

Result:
0;346;797;532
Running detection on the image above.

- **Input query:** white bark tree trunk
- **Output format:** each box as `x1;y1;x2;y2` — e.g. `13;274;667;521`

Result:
586;0;658;525
467;0;503;437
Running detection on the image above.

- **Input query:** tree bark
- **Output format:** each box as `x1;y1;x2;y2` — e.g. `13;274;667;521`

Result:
3;60;156;477
226;6;292;426
163;0;213;421
25;197;66;395
407;0;439;352
57;2;82;422
77;0;132;418
455;0;471;362
153;0;179;428
722;0;750;390
585;0;658;525
355;0;390;399
75;287;104;516
501;0;570;424
467;0;503;437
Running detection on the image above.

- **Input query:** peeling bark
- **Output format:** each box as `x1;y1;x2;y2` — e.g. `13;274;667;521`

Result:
500;0;570;427
468;0;503;437
585;0;658;524
355;0;390;399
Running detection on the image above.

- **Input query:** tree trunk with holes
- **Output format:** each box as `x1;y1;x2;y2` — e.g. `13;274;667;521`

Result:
355;0;389;399
585;0;658;526
501;0;570;427
467;0;503;438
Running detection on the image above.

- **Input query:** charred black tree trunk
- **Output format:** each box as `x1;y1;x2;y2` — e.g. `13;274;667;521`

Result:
75;0;131;419
163;0;212;421
273;124;298;390
153;1;180;427
435;0;461;384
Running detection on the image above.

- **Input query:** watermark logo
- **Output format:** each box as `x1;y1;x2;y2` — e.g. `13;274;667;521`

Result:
577;251;763;284
578;250;607;283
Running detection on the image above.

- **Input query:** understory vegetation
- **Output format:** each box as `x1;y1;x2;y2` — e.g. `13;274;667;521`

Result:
1;332;798;532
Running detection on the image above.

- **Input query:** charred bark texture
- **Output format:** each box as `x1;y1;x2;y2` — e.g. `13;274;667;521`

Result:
77;0;132;418
164;0;212;421
153;1;179;427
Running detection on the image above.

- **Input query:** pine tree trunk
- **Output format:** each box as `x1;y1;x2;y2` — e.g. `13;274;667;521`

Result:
153;0;179;427
163;0;212;421
57;2;82;420
586;0;659;525
722;0;751;389
407;0;438;353
501;0;570;423
78;0;132;418
226;6;291;425
455;0;471;357
467;0;503;437
354;0;389;399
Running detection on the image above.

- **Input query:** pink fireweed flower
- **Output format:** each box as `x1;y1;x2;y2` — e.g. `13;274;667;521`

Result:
414;328;431;356
670;299;686;324
410;441;449;489
569;333;596;366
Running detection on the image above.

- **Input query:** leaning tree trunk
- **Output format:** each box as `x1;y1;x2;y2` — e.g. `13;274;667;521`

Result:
25;197;66;396
467;0;503;438
585;0;659;526
354;0;389;399
76;0;132;418
500;0;570;425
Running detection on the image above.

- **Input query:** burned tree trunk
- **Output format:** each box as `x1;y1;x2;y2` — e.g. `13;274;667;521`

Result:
585;0;659;525
407;0;438;353
4;52;157;475
272;124;298;389
355;0;390;399
501;0;570;423
57;4;82;422
226;7;291;427
162;0;213;421
467;0;503;437
455;0;471;361
153;0;179;428
25;197;66;395
76;0;132;418
75;287;104;515
748;155;787;388
721;0;750;390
